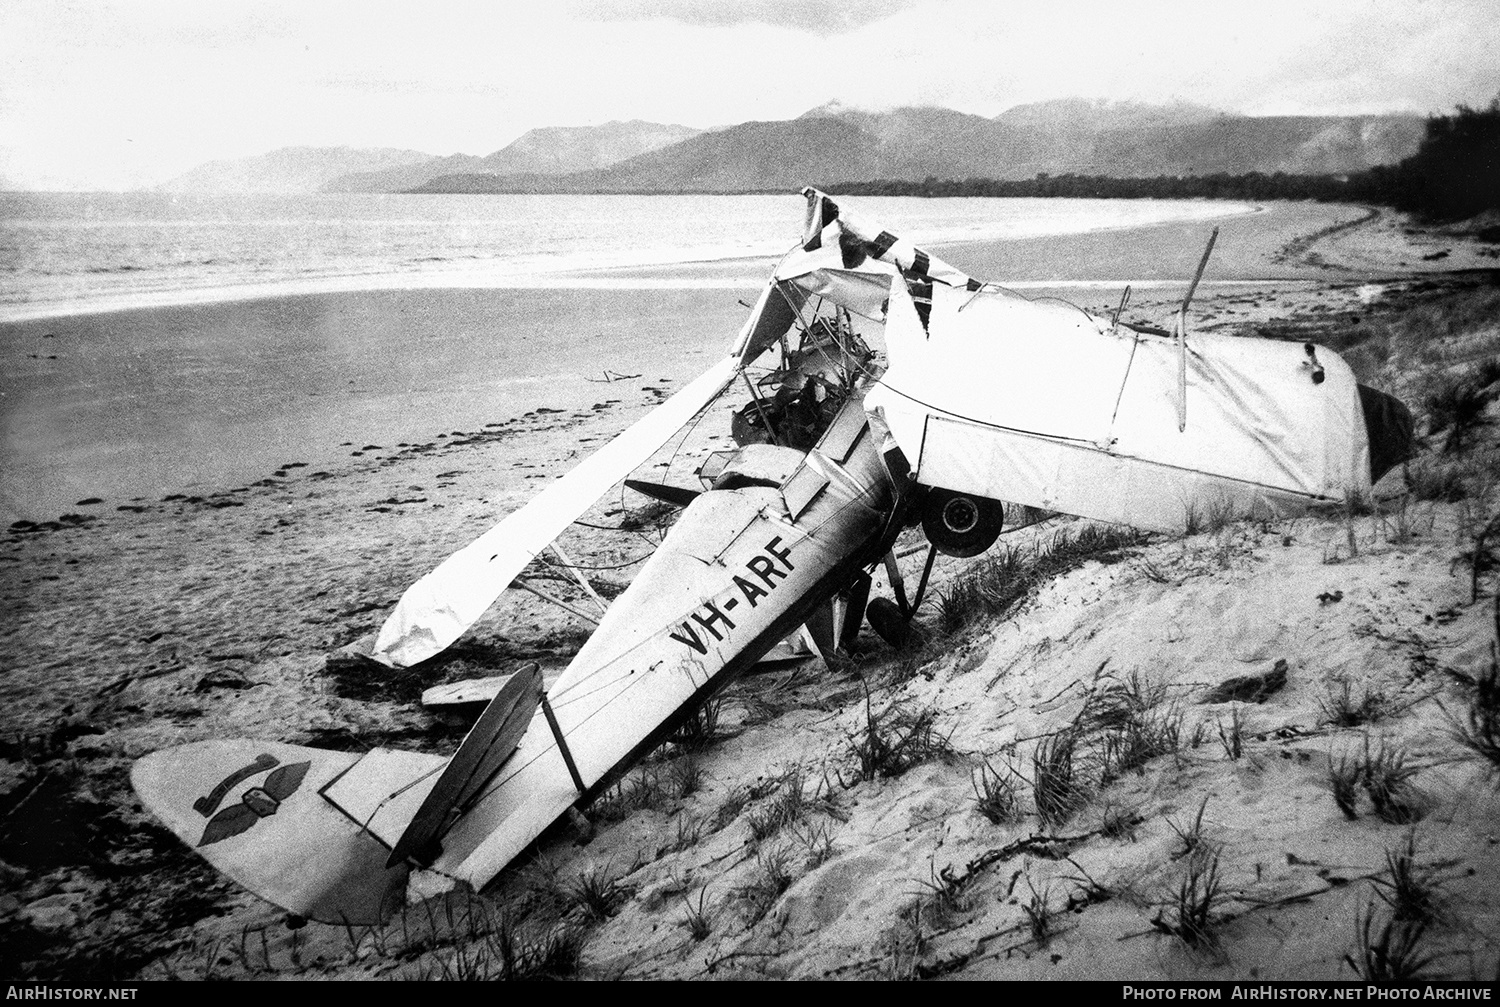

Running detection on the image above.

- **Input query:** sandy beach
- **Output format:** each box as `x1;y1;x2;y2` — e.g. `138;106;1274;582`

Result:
0;286;754;524
2;199;1498;980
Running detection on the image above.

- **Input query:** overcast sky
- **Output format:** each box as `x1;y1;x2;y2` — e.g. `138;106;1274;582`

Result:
2;0;1497;190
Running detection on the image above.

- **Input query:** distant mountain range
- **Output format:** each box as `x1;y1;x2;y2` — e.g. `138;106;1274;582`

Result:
160;146;433;194
161;99;1426;195
322;120;702;193
159;120;702;194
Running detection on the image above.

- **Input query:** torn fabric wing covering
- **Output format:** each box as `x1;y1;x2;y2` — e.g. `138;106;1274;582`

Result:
371;354;742;668
798;187;977;291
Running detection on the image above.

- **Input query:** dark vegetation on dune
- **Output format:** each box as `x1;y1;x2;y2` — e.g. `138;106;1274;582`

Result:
838;102;1500;226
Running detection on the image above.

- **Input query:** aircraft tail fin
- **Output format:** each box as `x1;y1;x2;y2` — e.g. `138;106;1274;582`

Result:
131;740;432;924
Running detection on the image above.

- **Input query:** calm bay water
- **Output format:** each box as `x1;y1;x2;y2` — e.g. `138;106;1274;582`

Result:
0;192;1250;321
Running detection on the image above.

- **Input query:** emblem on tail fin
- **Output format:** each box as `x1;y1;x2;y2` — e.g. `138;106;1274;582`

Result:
193;752;278;816
196;759;310;847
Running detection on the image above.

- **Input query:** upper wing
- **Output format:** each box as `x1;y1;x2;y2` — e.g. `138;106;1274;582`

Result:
788;189;1375;532
370;354;742;668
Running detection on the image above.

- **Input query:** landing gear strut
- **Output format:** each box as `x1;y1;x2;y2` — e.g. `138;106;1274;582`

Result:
866;544;937;648
867;488;1006;647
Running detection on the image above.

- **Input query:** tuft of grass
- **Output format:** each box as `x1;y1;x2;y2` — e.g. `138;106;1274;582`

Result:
590;767;668;823
510;924;586;980
915;862;974;926
1168;796;1214;862
847;696;956;782
879;900;926;981
1216;706;1246;761
971;761;1021;824
746;765;819;842
788;818;837;869
1032;730;1090;829
564;864;632;923
656;814;705;858
1020;874;1057;948
1371;832;1446;925
1320;678;1388;728
1098;802;1144;841
1346;908;1438;981
1364;740;1425;825
1329;752;1363;820
937;525;1149;636
937;545;1027;635
1445;623;1500;783
1100;705;1183;783
670;697;724;752
664;753;703;799
1154;848;1224;948
708;785;750;833
1063;856;1118;907
682;888;714;942
1183;502;1203;538
1077;670;1167;732
1201;495;1240;535
466;914;586;981
738;846;796;924
1405;455;1474;502
1376;492;1427;545
1424;372;1497;454
1327;739;1426;822
1189;719;1212;749
434;939;495;982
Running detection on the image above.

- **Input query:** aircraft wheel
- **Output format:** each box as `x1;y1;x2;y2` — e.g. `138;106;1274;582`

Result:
922;489;1004;558
866;597;910;648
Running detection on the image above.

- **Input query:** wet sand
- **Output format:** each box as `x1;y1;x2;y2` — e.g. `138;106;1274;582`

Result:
0;287;752;522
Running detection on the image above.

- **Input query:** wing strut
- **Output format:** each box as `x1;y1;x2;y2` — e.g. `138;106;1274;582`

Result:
550;542;608;616
1175;229;1218;432
512;579;601;626
539;693;587;795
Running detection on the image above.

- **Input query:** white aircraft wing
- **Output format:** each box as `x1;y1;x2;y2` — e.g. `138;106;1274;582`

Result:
788;188;1379;532
370;353;742;668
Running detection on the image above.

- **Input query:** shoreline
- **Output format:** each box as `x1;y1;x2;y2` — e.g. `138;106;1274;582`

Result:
0;192;1253;326
0;195;1280;327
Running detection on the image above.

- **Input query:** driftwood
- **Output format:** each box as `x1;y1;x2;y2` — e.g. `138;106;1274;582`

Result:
1201;657;1289;704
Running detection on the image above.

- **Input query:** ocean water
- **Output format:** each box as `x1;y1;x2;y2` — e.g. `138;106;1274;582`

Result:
0;193;1257;522
0;192;1252;322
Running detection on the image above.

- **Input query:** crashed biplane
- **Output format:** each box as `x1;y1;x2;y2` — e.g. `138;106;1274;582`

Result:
132;189;1413;923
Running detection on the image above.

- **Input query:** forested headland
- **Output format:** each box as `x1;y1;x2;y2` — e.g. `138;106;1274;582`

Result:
835;101;1500;226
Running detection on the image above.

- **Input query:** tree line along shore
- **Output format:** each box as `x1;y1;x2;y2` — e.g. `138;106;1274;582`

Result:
833;102;1500;229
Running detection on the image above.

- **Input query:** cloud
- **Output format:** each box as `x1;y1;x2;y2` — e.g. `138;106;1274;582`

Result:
573;0;925;34
1219;0;1500;114
4;0;1499;188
